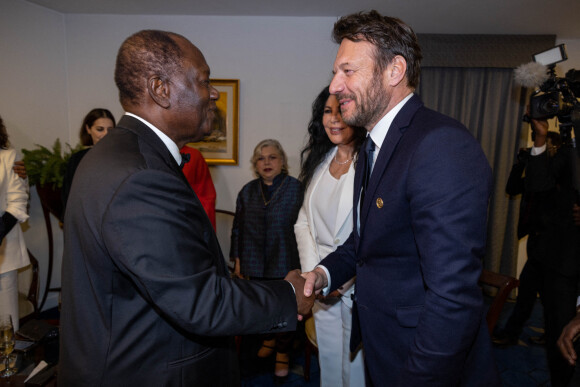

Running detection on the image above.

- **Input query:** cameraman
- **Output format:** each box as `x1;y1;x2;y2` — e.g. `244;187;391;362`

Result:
524;117;580;387
557;204;580;387
494;129;562;347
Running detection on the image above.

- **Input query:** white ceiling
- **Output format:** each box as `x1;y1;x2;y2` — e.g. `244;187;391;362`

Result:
24;0;580;39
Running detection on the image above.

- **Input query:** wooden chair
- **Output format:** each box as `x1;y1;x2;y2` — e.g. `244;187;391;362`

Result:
215;209;235;273
478;269;519;334
302;269;519;381
303;313;318;381
18;249;40;326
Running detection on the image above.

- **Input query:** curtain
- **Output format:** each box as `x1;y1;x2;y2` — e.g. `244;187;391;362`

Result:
417;67;528;275
414;34;555;276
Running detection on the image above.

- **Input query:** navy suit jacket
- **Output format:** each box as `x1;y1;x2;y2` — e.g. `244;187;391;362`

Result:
319;95;501;386
59;116;297;386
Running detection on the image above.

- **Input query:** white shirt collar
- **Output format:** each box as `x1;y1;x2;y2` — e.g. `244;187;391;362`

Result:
124;112;182;165
368;92;414;151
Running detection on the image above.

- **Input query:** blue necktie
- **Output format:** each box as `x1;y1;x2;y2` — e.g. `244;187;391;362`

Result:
361;139;375;203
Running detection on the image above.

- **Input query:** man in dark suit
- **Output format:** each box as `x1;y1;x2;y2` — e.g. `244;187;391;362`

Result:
558;203;580;387
303;11;500;386
59;30;312;386
492;131;562;347
523;117;580;387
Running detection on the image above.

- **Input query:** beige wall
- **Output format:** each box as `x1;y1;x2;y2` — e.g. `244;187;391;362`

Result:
2;0;579;309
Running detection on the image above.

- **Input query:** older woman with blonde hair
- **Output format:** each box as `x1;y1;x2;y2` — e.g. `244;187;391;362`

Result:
230;139;303;381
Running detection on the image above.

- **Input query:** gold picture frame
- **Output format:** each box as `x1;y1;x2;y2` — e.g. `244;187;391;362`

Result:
186;79;239;165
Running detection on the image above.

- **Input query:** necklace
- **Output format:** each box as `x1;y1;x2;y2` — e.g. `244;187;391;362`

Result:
260;176;287;206
333;155;352;165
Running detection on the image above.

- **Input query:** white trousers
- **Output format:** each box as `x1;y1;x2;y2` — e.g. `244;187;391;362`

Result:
313;298;365;387
0;270;19;331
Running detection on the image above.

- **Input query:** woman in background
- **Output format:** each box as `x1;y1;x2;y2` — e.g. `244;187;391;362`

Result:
295;86;366;387
0;115;30;332
230;139;303;380
62;108;115;209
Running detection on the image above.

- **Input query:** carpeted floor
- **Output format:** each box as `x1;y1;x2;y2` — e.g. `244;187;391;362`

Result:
492;297;551;387
238;322;320;387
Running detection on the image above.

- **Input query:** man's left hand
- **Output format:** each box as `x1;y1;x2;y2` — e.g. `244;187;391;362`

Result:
558;313;580;365
573;204;580;227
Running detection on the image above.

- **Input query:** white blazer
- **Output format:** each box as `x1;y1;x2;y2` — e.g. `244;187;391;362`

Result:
0;148;30;274
295;147;356;303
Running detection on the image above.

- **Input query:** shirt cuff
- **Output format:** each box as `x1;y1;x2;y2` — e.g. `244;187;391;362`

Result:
285;281;295;294
530;144;546;156
317;265;331;296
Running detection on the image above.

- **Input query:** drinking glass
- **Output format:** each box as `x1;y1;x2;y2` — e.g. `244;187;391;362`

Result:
0;315;16;377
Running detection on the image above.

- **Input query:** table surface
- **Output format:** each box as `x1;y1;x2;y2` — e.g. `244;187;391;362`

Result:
0;336;58;387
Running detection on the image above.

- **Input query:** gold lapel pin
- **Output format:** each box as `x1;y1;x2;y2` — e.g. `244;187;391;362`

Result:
376;198;383;208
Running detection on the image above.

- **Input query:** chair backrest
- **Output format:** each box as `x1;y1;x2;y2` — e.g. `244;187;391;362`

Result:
478;269;519;334
17;249;40;324
215;209;235;271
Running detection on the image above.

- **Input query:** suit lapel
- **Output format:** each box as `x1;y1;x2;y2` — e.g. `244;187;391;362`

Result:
353;139;367;246
359;126;402;224
359;95;423;232
117;115;227;273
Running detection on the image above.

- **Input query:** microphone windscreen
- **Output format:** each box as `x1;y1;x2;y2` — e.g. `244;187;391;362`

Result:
514;62;549;88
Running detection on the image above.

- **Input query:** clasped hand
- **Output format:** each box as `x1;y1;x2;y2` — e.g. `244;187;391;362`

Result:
284;268;329;320
284;270;315;320
289;267;330;316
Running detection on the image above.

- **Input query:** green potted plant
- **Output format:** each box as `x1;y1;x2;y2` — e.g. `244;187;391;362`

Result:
21;139;83;221
21;139;82;189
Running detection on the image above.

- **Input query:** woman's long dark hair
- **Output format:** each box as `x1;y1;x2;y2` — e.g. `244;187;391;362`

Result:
0;115;9;149
299;86;366;189
79;108;116;146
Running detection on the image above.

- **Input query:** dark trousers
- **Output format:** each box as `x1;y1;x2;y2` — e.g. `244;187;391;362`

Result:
543;270;576;387
503;242;543;338
504;234;577;387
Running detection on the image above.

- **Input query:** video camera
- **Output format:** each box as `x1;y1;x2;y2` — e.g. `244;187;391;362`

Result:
515;45;580;200
527;45;580;127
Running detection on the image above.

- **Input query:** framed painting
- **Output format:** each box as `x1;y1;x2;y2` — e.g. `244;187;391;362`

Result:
186;79;239;165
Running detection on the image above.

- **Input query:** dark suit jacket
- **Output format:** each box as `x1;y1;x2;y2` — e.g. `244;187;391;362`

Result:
61;147;91;219
505;148;536;239
59;116;297;387
319;95;500;386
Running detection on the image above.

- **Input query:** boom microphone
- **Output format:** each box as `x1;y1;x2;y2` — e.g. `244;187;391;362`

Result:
514;62;549;88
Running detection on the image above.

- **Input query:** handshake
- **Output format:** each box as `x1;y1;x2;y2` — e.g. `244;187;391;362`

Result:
284;268;329;319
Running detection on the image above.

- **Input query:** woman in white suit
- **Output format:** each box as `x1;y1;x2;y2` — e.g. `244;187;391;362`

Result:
295;86;366;387
0;115;30;332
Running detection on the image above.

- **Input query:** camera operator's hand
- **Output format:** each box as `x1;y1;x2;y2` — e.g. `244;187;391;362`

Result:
531;118;549;147
573;204;580;227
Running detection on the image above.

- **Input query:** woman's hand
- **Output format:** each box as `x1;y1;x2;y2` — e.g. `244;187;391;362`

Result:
233;257;244;279
13;161;27;179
